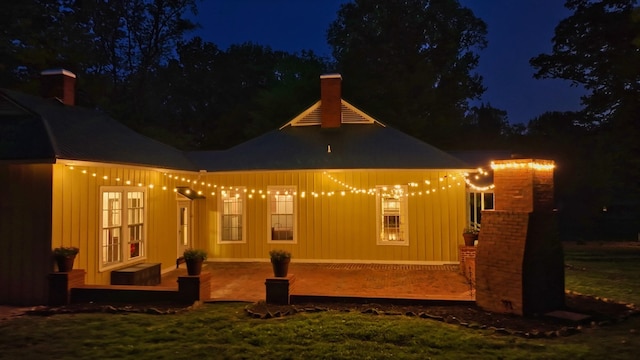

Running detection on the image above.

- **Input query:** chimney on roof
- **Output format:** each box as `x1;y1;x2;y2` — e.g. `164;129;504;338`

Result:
320;74;342;128
40;69;76;106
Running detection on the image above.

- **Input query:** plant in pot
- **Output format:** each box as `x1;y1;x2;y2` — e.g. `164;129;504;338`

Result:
53;246;79;272
269;249;291;277
183;249;207;275
462;228;479;246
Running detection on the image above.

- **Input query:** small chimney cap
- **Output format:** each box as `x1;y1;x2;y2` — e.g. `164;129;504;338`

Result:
320;73;342;79
41;69;77;78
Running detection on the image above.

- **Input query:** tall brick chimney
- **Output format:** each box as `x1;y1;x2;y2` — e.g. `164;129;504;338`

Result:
41;69;76;106
475;159;565;316
320;74;342;128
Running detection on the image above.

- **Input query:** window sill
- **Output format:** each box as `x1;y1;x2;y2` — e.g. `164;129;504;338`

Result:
99;257;147;273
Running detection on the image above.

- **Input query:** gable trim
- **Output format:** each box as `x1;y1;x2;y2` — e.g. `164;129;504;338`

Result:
279;100;385;130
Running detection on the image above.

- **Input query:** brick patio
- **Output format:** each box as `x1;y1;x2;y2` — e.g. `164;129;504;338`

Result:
160;262;475;302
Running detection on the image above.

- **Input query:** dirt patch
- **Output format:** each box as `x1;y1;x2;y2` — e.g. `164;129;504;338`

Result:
245;292;639;338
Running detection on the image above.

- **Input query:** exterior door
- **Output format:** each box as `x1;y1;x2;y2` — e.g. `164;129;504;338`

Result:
177;200;192;257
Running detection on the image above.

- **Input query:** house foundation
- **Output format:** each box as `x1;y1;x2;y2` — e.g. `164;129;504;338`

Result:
475;159;564;315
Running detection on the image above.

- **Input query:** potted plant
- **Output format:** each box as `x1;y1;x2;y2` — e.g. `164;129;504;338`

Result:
53;246;79;272
183;249;207;275
269;249;291;277
462;228;479;246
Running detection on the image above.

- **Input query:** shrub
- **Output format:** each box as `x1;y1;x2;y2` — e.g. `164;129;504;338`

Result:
183;249;207;261
269;249;291;261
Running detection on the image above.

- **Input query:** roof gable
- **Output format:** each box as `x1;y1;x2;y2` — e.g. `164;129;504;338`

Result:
190;96;471;172
280;100;384;129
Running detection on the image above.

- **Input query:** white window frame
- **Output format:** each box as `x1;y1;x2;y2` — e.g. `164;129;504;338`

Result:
267;186;297;244
218;187;246;244
99;186;147;271
376;185;409;246
468;190;494;230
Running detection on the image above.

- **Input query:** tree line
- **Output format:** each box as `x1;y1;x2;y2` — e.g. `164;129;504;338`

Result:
2;0;638;239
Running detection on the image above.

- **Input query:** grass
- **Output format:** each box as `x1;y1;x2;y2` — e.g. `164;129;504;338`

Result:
0;242;639;359
564;242;640;305
0;303;594;360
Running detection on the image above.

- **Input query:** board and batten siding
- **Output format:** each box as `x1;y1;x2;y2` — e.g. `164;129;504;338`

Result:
200;169;466;264
51;163;201;286
0;164;53;305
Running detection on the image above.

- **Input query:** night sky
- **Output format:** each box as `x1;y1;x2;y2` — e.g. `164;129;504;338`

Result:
190;0;585;124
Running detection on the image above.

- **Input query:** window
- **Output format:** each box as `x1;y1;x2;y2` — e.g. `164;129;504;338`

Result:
468;191;494;230
219;187;246;243
376;185;408;245
268;186;296;243
100;187;146;270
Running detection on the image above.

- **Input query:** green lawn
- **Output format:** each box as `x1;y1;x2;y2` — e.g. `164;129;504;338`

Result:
0;242;639;360
564;242;640;305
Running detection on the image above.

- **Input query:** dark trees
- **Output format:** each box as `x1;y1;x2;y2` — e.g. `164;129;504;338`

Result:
327;0;488;148
530;0;640;239
2;0;329;150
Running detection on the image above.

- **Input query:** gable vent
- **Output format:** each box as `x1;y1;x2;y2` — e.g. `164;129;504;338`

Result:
282;100;383;129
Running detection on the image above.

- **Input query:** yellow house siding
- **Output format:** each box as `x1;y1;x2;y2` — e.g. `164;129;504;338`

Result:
200;169;466;263
51;163;192;285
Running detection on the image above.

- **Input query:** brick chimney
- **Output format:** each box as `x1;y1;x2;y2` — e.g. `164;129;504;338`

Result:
475;159;564;316
320;74;342;128
41;69;76;106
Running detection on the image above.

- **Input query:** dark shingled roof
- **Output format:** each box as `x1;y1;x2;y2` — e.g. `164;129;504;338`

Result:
188;123;471;171
0;89;196;170
2;88;470;172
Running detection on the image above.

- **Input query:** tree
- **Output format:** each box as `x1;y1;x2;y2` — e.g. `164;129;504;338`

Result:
458;103;510;150
530;0;640;238
327;0;487;148
2;0;198;121
522;111;597;238
247;50;329;139
151;40;329;150
530;0;640;126
0;1;96;89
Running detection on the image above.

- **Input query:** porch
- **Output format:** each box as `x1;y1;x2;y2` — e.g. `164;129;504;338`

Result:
160;262;475;302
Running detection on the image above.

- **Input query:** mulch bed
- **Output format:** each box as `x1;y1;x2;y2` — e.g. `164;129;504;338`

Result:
7;292;637;339
245;292;639;338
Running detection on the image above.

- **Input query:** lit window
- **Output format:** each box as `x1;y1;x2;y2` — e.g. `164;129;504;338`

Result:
268;186;296;243
219;187;246;243
376;185;408;245
468;191;494;230
100;187;146;270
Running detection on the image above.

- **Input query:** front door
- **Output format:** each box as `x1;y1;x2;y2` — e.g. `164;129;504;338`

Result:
177;200;192;257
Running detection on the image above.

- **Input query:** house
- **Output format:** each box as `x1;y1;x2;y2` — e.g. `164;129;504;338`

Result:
450;150;513;230
1;71;473;305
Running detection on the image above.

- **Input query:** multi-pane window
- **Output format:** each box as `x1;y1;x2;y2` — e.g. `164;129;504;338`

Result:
220;187;245;243
102;192;122;264
468;191;494;230
127;192;144;258
100;187;146;270
268;186;296;242
376;185;408;245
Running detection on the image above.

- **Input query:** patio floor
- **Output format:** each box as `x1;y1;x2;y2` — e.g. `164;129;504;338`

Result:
161;262;475;302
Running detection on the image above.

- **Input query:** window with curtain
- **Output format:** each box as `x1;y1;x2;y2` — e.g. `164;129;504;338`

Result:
268;186;296;242
100;187;146;270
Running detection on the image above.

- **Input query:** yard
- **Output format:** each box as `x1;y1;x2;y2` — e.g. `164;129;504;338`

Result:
0;242;638;359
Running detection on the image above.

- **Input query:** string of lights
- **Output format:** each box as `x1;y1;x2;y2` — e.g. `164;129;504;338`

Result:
64;161;552;199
